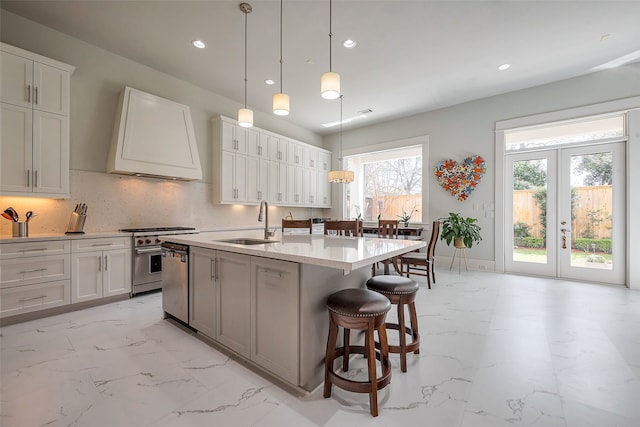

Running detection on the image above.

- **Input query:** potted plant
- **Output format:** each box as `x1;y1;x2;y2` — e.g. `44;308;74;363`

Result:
440;212;482;248
397;207;417;227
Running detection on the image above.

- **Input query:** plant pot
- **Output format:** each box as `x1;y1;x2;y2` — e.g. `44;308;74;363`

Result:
453;238;466;249
403;222;409;227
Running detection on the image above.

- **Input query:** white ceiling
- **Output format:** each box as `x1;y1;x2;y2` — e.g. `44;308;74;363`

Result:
2;1;640;135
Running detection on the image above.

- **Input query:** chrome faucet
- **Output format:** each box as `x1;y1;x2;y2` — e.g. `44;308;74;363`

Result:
258;200;275;240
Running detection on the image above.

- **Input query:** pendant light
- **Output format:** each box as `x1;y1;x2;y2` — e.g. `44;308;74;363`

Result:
238;2;253;128
273;0;290;115
321;0;340;100
328;95;354;183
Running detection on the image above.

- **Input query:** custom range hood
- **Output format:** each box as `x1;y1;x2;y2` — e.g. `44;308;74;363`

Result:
107;86;202;180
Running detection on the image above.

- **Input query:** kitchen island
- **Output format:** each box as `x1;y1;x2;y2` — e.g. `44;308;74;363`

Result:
162;230;425;392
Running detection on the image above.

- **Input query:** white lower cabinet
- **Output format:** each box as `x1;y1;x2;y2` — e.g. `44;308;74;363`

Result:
71;237;131;303
250;257;299;384
190;249;300;385
0;240;71;318
216;251;251;357
189;247;217;338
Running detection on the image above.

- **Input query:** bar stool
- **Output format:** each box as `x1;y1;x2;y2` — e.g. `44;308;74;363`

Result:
366;275;420;373
324;288;392;417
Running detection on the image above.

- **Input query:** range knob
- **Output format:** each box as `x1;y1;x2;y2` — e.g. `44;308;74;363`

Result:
137;239;144;245
145;239;152;244
155;238;161;244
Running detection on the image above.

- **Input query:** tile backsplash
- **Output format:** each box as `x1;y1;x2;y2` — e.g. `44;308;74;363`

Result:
0;170;326;236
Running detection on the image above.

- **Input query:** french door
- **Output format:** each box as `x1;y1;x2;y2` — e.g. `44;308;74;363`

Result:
505;142;625;284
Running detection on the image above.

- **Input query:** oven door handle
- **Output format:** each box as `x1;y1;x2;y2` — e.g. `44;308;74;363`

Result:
135;247;163;255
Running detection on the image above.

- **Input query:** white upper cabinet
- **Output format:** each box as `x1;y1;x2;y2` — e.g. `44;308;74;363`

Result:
213;116;331;207
0;43;74;197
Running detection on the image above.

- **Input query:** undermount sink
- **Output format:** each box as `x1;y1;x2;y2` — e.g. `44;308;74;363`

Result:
215;238;278;245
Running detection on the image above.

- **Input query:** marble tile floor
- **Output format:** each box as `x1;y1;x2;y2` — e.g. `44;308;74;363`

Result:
1;271;640;427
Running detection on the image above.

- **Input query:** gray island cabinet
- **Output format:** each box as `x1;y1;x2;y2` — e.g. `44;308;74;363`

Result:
168;231;425;392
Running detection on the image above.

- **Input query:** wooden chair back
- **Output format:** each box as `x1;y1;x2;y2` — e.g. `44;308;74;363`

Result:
377;220;399;239
324;220;362;237
282;219;313;234
427;220;440;260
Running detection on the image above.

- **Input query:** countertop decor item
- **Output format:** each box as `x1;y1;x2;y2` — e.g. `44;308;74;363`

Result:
65;203;87;234
434;155;486;201
440;212;482;248
397;207;417;227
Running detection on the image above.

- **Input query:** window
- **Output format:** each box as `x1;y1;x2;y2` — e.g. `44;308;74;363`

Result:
505;114;625;151
344;145;422;222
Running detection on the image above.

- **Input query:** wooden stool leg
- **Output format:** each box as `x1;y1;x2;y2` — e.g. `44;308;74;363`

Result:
366;319;379;417
409;301;420;355
324;319;339;398
343;328;351;371
397;302;407;372
426;262;431;289
431;261;436;284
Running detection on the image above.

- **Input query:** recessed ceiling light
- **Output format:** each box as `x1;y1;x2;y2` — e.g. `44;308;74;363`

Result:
343;39;357;49
498;63;511;71
265;79;275;85
192;40;206;49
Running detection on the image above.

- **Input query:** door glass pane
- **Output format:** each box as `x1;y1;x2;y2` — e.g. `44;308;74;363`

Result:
569;152;613;269
512;159;547;263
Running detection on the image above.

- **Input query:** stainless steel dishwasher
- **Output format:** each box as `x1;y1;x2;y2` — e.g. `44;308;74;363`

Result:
161;241;189;324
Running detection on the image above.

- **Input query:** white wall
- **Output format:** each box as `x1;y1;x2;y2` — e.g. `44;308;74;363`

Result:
0;10;326;234
326;62;640;272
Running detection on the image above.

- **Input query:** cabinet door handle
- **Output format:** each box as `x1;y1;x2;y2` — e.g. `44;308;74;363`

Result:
214;258;219;281
34;170;38;187
35;86;38;104
104;255;108;271
20;247;47;252
27;85;31;103
259;269;282;278
19;268;47;274
98;255;102;272
27;169;30;187
20;295;46;302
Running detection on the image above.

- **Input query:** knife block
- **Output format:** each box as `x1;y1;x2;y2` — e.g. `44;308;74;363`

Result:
65;212;86;234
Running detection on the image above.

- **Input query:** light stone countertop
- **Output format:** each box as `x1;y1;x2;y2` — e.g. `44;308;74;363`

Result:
162;229;426;273
0;231;131;243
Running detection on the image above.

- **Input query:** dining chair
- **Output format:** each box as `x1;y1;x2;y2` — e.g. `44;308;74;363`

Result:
324;220;362;237
373;220;401;276
400;220;440;289
282;219;313;234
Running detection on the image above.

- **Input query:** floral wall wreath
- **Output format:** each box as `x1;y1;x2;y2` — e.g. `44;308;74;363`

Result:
434;155;486;201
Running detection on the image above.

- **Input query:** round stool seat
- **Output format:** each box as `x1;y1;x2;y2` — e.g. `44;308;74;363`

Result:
366;275;418;295
327;288;391;318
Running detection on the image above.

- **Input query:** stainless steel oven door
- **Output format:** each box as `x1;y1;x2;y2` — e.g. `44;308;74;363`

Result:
133;246;163;288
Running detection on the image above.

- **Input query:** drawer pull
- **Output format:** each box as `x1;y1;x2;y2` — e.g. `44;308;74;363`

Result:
19;268;48;274
92;243;114;247
20;295;46;302
20;248;47;252
259;269;282;278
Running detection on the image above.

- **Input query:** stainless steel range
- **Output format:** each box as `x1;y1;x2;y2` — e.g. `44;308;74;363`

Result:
120;227;198;295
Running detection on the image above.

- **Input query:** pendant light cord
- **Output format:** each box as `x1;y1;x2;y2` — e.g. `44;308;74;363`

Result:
280;0;283;93
244;9;248;108
339;94;343;161
328;0;333;72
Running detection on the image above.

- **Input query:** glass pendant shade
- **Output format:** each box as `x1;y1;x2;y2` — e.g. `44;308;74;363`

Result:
321;71;340;100
238;108;253;128
273;93;290;116
328;169;354;183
